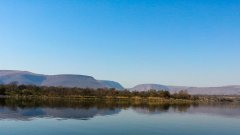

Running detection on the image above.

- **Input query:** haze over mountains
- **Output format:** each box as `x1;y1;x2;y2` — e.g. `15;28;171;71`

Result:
0;70;240;95
0;70;123;90
98;80;124;90
130;84;170;92
132;84;240;95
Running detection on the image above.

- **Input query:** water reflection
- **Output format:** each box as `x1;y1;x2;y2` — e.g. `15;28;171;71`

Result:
0;98;239;121
0;98;122;121
133;104;240;118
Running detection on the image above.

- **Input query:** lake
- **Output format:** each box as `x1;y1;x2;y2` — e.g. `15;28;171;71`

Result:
0;98;239;135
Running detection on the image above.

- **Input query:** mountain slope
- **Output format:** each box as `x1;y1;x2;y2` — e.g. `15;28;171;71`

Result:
168;85;240;95
98;80;124;90
130;83;240;95
0;70;45;85
0;70;115;89
130;84;169;91
42;75;105;89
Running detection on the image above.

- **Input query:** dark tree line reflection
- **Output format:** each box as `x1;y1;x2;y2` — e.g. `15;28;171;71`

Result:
0;98;239;121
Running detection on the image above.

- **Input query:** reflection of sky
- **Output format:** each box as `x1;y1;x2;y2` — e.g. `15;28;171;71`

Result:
0;106;240;135
133;105;240;118
0;104;240;121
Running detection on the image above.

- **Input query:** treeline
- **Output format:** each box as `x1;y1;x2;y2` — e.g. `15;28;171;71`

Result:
0;84;193;100
0;97;194;112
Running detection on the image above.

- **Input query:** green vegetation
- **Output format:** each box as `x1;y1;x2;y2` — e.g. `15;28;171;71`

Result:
0;84;238;104
0;84;192;99
0;97;196;111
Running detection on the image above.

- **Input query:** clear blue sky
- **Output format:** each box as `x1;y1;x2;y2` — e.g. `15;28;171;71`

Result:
0;0;240;87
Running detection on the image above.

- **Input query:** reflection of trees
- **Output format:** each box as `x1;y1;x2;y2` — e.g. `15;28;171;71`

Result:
0;98;240;120
171;104;192;112
0;98;194;110
0;98;123;121
0;98;191;121
132;104;193;114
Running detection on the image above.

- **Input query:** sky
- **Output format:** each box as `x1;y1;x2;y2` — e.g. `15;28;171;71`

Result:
0;0;240;88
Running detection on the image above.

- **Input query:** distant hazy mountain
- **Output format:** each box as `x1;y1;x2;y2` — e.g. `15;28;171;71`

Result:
42;75;105;89
1;70;240;95
130;83;240;95
130;84;169;91
0;70;45;85
98;80;124;90
168;85;240;95
0;70;123;90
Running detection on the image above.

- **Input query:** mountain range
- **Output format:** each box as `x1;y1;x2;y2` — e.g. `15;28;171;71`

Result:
0;70;240;95
0;70;124;90
130;84;170;91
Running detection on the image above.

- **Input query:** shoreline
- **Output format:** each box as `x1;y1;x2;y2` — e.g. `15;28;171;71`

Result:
1;95;240;105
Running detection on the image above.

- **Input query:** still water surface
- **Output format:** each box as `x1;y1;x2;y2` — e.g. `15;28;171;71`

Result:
0;98;239;135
